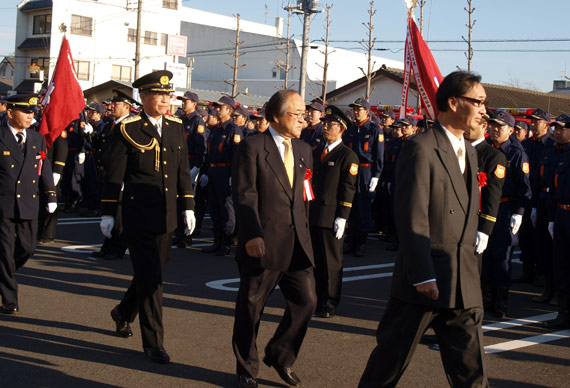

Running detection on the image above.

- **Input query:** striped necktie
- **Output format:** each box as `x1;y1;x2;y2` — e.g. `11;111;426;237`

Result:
16;132;24;151
321;146;328;162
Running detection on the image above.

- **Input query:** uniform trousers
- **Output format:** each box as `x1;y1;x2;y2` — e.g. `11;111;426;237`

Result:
535;197;554;288
358;298;487;388
38;180;60;240
482;203;516;289
208;166;235;236
553;210;570;297
116;229;171;349
311;226;344;309
0;218;37;306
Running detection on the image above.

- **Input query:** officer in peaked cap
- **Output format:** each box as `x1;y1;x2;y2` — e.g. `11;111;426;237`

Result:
300;100;325;148
100;70;195;364
249;107;270;135
232;105;249;133
343;97;384;257
310;105;359;318
514;121;530;142
0;94;57;314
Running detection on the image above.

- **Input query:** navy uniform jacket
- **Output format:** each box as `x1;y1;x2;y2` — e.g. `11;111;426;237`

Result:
342;117;384;187
182;111;208;170
300;122;324;150
95;115;133;184
495;138;532;215
547;143;570;220
309;142;359;228
536;142;568;205
522;134;556;207
0;125;56;220
380;136;407;186
47;131;68;175
206;119;242;168
101;113;195;234
474;140;507;235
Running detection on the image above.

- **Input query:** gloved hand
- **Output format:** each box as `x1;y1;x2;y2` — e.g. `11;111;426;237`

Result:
333;217;347;240
199;174;208;187
530;208;537;228
190;167;200;184
83;123;94;134
100;216;114;238
77;152;86;165
368;177;379;192
548;222;554;240
475;231;489;254
53;172;61;186
387;182;392;195
46;202;57;214
510;214;523;235
183;210;196;236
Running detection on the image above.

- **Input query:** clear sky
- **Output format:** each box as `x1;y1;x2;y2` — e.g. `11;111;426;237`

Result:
2;0;569;93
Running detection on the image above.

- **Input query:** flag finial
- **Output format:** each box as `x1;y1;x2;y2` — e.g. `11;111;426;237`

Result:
58;23;67;33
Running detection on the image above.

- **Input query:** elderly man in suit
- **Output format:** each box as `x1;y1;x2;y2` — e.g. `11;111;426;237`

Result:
358;71;489;388
232;89;317;388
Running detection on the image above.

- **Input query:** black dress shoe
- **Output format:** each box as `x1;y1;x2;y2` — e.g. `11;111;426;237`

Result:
1;304;19;314
110;307;133;338
144;347;170;364
263;356;301;386
318;305;335;318
104;253;123;261
37;238;55;245
419;334;438;345
90;251;107;259
236;373;258;388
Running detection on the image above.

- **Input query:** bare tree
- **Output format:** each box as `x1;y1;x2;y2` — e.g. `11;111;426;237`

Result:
275;5;296;89
359;1;377;100
462;0;476;72
316;4;334;104
224;14;247;98
504;74;540;92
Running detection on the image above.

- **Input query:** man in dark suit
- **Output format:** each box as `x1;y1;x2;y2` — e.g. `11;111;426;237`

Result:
310;105;358;318
359;71;489;388
232;89;317;388
0;94;57;314
100;71;195;364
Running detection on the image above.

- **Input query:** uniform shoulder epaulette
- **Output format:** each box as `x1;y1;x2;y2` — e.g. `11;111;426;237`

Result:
164;115;182;124
121;115;142;126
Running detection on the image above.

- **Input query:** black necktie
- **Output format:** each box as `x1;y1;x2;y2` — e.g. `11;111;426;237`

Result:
16;132;24;151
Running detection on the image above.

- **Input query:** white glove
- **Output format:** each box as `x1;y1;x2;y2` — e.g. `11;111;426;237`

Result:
548;222;554;240
475;231;489;255
46;202;57;214
53;172;61;186
77;152;86;165
83;123;94;134
333;217;347;240
183;210;196;236
387;182;392;195
100;215;114;238
229;177;232;187
510;214;523;235
199;174;208;187
530;208;537;228
368;177;379;192
190;167;200;184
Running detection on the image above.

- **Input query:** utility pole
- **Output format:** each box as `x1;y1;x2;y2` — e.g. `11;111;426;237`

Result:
224;14;246;98
318;5;333;105
462;0;476;72
296;0;321;100
134;0;142;80
359;1;377;100
276;4;296;89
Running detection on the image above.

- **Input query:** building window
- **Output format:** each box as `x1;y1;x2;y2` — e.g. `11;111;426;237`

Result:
160;33;168;47
111;65;132;82
143;31;157;45
33;14;51;35
73;60;90;80
127;28;136;42
31;57;50;72
163;0;177;10
71;15;93;37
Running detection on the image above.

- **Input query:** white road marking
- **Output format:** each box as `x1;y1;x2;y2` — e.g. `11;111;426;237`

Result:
485;330;570;354
482;313;557;333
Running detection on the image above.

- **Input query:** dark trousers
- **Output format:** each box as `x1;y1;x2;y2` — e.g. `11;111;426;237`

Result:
0;218;37;306
232;249;317;378
482;203;516;289
208;167;235;236
535;197;554;287
38;197;58;241
517;209;536;275
553;210;570;297
311;226;344;309
117;229;172;349
358;298;488;388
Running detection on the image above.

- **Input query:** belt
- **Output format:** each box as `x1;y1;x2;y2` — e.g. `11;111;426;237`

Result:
188;153;197;158
210;162;231;168
69;147;79;151
500;196;514;203
360;163;371;167
559;203;570;211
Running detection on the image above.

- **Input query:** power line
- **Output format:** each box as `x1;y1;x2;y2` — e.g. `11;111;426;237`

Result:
320;38;570;44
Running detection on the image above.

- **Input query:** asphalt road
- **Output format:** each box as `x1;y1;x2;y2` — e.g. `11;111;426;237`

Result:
0;213;568;388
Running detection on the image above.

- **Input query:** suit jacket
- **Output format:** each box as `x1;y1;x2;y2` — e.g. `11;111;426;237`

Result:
101;113;195;234
474;140;506;235
391;123;481;309
232;130;314;271
0;125;56;220
310;142;359;228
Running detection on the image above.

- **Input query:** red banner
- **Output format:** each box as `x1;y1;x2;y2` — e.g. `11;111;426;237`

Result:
39;37;85;148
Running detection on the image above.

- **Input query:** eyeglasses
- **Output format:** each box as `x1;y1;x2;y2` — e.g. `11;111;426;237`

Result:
459;96;487;107
323;121;341;128
284;111;306;120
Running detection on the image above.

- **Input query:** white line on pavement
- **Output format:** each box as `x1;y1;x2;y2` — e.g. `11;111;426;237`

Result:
482;313;557;333
485;330;570;354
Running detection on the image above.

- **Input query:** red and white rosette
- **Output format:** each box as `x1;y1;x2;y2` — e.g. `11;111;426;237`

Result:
303;168;314;201
38;151;46;176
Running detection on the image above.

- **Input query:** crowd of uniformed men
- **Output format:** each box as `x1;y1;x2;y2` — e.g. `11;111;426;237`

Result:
0;69;569;367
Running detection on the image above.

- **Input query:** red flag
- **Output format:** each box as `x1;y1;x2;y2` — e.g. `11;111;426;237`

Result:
400;14;443;120
39;36;85;148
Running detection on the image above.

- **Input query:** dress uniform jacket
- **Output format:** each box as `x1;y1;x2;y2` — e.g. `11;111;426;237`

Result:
474;140;506;235
300;122;324;149
101;113;195;234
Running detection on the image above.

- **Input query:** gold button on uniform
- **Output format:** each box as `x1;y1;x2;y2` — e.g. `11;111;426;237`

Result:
165;188;169;192
17;194;21;198
17;180;20;184
32;195;36;198
164;174;168;178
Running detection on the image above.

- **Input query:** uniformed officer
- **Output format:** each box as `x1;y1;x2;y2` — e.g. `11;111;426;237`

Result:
514;121;530;143
543;117;570;329
232;105;250;134
482;111;531;317
342;98;384;257
250;108;270;135
200;96;242;256
99;71;196;364
310;105;358;318
0;98;7;126
91;89;137;261
0;94;57;314
300;100;325;149
380;109;396;138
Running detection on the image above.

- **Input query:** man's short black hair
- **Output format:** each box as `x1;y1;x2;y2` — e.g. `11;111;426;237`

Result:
436;71;482;112
265;89;298;123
